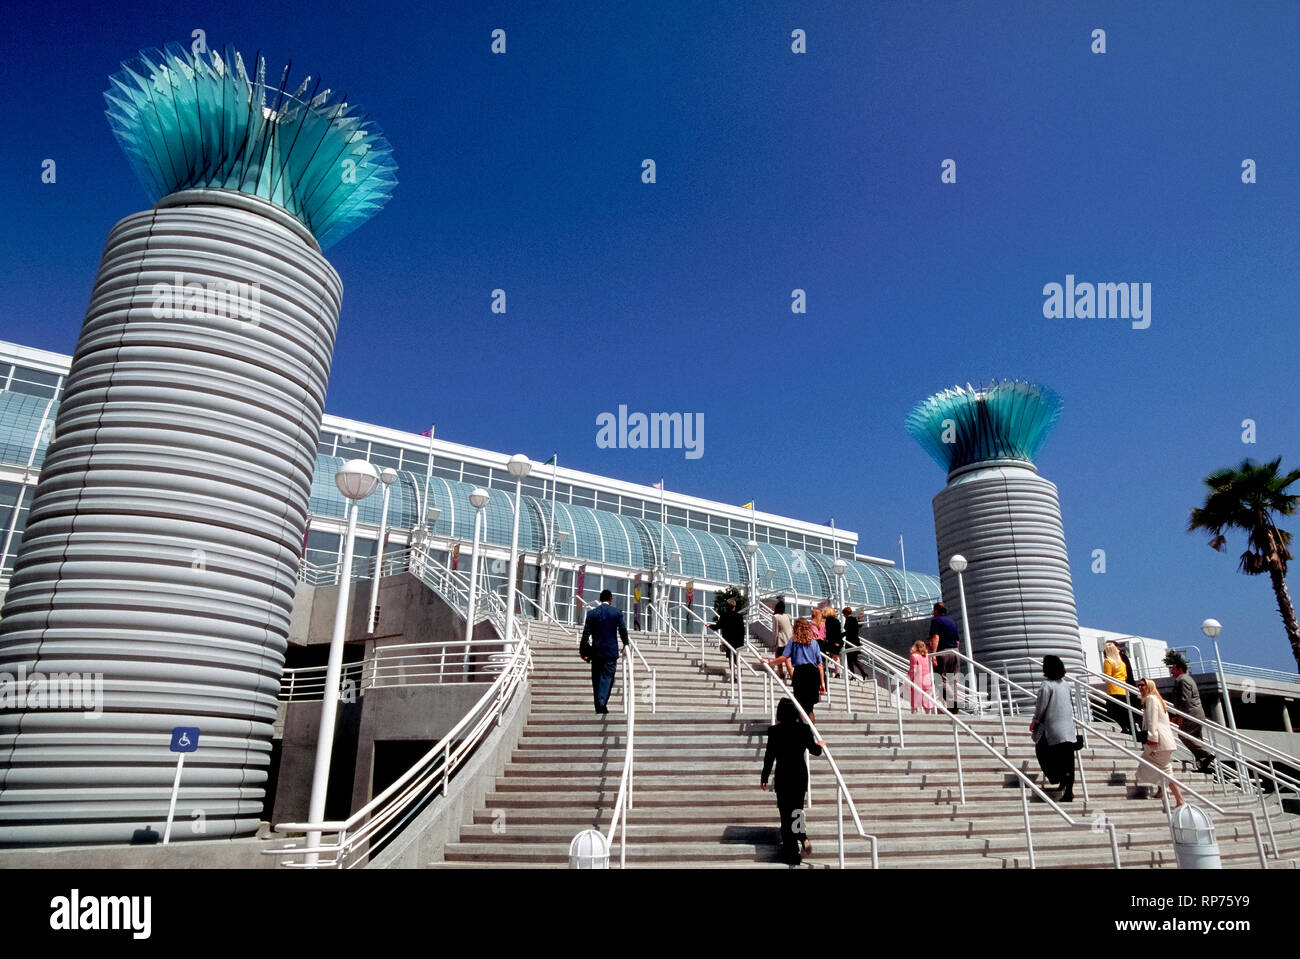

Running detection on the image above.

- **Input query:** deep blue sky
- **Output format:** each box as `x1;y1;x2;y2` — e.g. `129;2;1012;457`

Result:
3;2;1298;671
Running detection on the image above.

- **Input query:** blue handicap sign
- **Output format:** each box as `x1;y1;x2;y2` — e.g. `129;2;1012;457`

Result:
170;727;200;752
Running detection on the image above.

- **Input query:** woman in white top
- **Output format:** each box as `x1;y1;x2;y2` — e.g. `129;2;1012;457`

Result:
770;599;794;681
1136;679;1185;806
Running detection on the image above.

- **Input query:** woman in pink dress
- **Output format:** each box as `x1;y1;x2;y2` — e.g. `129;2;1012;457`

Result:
908;640;934;713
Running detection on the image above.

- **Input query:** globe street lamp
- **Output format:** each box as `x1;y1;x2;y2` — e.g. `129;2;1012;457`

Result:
832;557;848;611
307;458;378;860
949;554;977;706
410;506;440;569
366;467;399;633
504;454;532;654
464;488;491;655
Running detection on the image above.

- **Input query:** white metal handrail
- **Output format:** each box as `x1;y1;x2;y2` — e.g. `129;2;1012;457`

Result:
852;641;1124;869
1181;658;1300;686
364;638;513;688
861;597;935;627
1070;658;1300;785
605;638;636;868
1055;658;1300;843
990;654;1271;866
298;547;416;587
740;640;877;868
266;633;533;868
624;638;657;714
279;660;367;702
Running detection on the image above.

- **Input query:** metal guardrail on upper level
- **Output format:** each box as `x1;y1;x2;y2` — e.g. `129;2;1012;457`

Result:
1181;659;1300;687
266;633;534;868
280;661;367;701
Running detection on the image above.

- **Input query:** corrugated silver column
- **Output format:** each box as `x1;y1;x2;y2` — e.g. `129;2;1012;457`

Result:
933;460;1084;697
0;190;342;844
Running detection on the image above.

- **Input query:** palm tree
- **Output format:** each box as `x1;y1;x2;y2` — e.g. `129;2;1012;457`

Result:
1188;457;1300;673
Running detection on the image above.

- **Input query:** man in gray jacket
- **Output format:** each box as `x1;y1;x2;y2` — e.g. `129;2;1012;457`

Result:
1166;652;1215;773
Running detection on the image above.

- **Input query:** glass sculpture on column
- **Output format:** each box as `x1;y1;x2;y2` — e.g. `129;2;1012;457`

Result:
906;382;1084;699
0;44;396;844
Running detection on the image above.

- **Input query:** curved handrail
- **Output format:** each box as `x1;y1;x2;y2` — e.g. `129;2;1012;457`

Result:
279;660;367;702
977;650;1272;866
624;638;657;714
740;640;877;868
1070;658;1300;784
851;640;1125;869
605;640;636;867
266;631;534;867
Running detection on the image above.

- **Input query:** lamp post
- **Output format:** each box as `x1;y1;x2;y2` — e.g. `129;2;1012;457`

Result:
671;550;682;635
504;454;532;653
1202;617;1243;780
949;554;977;706
745;540;759;645
366;467;398;633
832;557;848;612
464;488;491;652
306;459;379;861
411;506;440;573
543;529;569;621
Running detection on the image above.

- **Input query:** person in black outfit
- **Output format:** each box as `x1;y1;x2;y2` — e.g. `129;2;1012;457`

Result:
760;698;824;865
823;609;843;678
841;607;863;676
707;596;745;682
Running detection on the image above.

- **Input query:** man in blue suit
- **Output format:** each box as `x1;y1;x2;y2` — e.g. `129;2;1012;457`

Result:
580;589;629;715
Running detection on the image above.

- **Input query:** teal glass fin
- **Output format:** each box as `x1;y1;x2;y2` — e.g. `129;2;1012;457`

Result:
905;381;1063;473
104;43;397;248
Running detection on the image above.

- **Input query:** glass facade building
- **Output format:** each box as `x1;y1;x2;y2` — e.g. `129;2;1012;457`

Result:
0;339;940;632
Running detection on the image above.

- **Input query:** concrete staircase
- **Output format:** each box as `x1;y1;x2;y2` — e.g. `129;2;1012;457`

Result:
436;633;1300;868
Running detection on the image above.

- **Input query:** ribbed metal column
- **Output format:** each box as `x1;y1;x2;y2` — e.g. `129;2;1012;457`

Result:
0;190;342;844
933;460;1084;698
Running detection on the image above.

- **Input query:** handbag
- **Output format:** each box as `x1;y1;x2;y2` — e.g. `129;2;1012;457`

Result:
1135;729;1148;744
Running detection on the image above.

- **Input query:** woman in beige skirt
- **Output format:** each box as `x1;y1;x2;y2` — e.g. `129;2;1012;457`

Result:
1136;679;1185;806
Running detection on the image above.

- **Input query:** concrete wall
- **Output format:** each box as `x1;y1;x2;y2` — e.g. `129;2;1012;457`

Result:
0;836;278;869
860;618;932;660
273;571;506;825
367;683;531;868
348;680;495;815
289;571;467;649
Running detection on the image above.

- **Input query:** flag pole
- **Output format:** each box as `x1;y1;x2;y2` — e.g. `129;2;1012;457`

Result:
422;425;435;520
659;478;666;563
549;453;558;546
899;532;914;605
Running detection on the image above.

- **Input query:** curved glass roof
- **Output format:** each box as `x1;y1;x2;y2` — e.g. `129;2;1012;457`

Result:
304;460;941;607
6;425;940;610
0;391;55;469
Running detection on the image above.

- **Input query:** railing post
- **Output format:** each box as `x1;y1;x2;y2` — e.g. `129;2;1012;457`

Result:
837;786;845;869
1019;780;1036;869
952;720;966;805
894;677;905;749
997;676;1009;752
1074;680;1091;804
444;741;452;800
